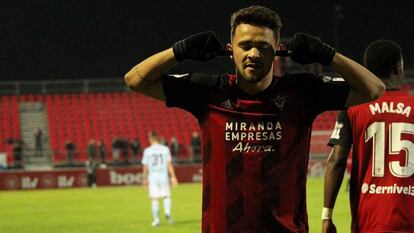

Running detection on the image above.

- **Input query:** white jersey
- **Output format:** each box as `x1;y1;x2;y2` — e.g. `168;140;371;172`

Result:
142;143;172;184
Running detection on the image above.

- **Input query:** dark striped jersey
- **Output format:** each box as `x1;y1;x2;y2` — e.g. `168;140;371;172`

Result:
328;90;414;233
163;73;349;233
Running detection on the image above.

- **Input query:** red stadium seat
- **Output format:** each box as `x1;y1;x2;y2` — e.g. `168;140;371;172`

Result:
5;92;201;165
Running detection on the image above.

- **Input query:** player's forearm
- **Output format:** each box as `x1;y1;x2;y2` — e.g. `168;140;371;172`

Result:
168;164;177;179
324;161;345;208
142;166;148;182
124;48;177;92
323;150;347;208
330;53;385;105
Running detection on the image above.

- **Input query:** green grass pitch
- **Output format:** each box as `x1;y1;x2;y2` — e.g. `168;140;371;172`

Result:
0;177;350;233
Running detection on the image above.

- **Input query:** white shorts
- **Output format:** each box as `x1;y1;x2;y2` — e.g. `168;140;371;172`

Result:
148;181;171;199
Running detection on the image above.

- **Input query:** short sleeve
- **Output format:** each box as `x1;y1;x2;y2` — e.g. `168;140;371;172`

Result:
165;147;172;162
162;73;221;117
297;74;350;112
327;110;352;148
141;150;149;165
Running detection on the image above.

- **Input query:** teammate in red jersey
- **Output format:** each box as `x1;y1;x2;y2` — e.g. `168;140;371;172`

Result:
125;6;384;233
323;39;414;233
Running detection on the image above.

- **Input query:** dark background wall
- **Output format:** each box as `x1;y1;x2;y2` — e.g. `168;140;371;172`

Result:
1;0;413;80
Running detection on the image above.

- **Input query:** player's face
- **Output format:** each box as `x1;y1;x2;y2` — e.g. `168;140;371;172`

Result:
229;24;278;83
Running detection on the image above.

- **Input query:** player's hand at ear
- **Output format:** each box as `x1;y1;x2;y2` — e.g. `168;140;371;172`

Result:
322;219;337;233
173;31;224;62
287;32;336;66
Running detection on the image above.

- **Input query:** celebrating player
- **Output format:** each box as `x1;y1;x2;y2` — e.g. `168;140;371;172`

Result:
323;39;414;233
142;130;178;227
126;5;384;233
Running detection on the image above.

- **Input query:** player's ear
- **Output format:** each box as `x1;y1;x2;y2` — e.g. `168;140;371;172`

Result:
226;43;233;60
277;43;284;50
394;62;404;85
393;63;402;76
274;43;284;61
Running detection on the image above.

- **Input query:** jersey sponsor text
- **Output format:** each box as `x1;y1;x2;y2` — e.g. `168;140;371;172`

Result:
225;121;282;153
361;182;414;196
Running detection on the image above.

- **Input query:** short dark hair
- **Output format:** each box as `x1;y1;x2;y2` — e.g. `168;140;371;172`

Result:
230;5;282;39
148;130;159;141
363;39;402;78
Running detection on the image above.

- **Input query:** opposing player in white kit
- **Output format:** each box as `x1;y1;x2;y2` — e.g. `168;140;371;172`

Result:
142;131;178;227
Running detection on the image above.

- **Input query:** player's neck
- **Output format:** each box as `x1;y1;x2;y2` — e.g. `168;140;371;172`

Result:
382;78;400;90
150;140;160;145
236;73;273;96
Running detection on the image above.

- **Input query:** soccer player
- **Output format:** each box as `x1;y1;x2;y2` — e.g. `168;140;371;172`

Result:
142;131;178;227
126;5;384;233
323;40;414;233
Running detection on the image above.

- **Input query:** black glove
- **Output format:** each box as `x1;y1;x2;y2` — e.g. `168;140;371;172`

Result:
286;33;336;66
172;31;224;62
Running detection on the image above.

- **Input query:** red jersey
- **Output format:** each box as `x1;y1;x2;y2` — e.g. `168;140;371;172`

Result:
329;90;414;233
163;73;349;233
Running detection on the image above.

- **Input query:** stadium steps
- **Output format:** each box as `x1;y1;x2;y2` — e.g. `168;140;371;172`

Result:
19;102;53;169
